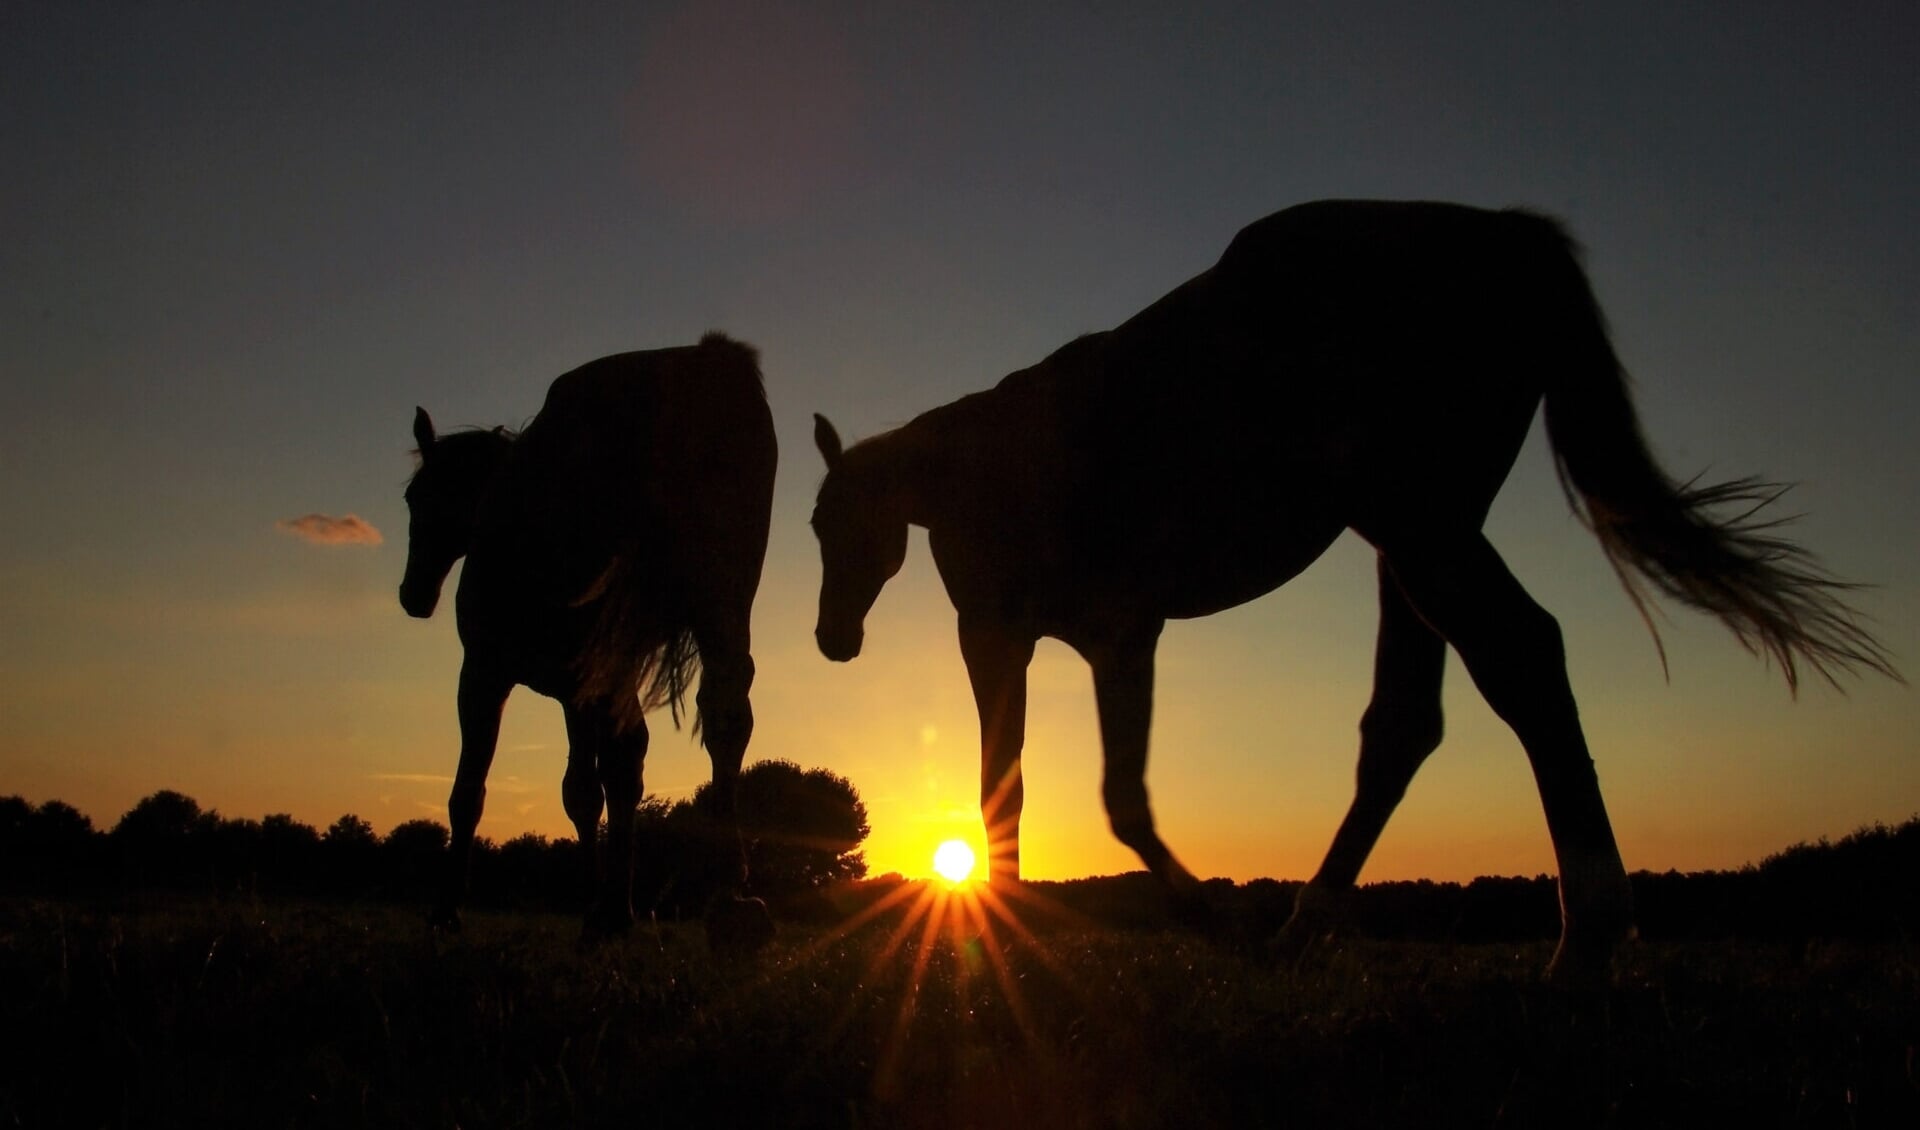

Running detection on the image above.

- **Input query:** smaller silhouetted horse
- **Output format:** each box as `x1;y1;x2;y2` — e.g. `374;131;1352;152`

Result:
402;332;777;939
809;200;1897;983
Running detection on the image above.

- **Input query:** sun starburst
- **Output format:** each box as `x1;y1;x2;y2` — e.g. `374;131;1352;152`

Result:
932;838;976;884
766;851;1094;1101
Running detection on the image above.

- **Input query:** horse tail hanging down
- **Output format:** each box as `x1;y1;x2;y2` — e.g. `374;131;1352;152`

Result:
562;332;774;739
572;555;704;735
1526;212;1898;692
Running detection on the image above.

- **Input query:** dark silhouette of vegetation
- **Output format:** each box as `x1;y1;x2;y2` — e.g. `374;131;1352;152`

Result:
5;876;1917;1128
3;788;1916;1125
628;760;869;918
3;783;1914;945
702;758;870;891
1012;818;1919;949
3;763;871;919
0;795;100;891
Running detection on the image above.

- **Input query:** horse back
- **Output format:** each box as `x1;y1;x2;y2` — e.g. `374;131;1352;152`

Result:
466;334;774;607
1073;200;1565;482
511;334;771;514
530;331;766;459
946;202;1572;620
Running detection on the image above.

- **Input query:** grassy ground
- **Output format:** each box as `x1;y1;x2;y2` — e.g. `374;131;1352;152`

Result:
2;889;1915;1129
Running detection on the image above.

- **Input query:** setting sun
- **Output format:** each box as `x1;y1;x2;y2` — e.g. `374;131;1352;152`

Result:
932;839;976;884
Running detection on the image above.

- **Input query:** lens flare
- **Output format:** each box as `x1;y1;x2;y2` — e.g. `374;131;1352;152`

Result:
932;839;976;884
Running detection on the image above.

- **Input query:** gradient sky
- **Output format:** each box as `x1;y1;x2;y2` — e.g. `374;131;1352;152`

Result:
4;2;1915;883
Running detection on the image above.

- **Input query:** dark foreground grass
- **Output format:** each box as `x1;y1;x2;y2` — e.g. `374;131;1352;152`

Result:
2;892;1915;1129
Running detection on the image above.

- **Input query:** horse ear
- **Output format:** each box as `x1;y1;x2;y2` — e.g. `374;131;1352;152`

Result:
413;406;436;452
813;413;844;469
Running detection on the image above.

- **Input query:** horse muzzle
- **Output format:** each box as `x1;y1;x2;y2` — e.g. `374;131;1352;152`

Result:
399;579;442;619
815;622;863;662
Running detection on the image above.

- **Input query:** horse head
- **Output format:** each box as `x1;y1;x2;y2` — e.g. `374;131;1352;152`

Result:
399;407;513;618
811;414;908;662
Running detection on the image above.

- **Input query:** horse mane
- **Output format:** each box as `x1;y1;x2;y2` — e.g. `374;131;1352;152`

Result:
407;424;519;482
1040;331;1110;366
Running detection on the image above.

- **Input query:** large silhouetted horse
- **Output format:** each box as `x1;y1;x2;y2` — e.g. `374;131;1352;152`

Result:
809;200;1896;982
402;332;777;939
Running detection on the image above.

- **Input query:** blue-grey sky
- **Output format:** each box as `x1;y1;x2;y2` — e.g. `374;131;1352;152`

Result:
3;1;1914;880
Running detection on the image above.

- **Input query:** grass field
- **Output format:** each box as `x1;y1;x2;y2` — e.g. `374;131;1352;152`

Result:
3;887;1916;1129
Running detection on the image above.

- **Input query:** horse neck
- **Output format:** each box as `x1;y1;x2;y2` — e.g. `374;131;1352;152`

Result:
443;431;517;538
837;428;924;530
849;349;1080;539
873;388;1022;529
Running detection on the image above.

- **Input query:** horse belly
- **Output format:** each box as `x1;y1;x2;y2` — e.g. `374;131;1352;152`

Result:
1152;512;1344;619
1062;427;1349;619
455;559;589;699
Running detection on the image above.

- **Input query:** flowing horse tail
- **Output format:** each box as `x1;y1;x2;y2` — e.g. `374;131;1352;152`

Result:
1523;210;1899;693
576;562;702;736
567;332;774;740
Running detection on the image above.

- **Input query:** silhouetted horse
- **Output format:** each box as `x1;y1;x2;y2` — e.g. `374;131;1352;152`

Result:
402;332;777;937
810;200;1896;982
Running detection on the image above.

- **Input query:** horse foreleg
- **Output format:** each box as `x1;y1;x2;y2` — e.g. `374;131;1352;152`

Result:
960;618;1036;885
1382;533;1634;985
1280;556;1447;955
560;703;608;911
437;659;511;930
1087;623;1204;909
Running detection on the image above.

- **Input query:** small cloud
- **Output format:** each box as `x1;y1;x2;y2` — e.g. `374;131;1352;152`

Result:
277;513;383;546
371;772;453;785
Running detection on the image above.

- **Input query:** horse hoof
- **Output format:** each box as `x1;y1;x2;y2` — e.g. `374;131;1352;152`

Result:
1544;951;1610;993
1543;908;1637;989
1269;919;1324;964
1270;885;1350;964
1544;931;1634;992
707;895;775;958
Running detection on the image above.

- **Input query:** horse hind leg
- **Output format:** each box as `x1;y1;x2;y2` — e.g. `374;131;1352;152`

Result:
1278;555;1447;957
560;711;607;911
1379;531;1634;984
693;625;756;884
689;620;778;957
567;702;647;935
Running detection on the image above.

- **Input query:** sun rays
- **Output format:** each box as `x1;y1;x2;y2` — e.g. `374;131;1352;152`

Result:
755;864;1101;1101
857;877;1067;1096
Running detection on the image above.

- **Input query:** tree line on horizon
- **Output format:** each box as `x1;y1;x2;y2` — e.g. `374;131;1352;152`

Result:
0;759;870;920
5;774;1916;942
